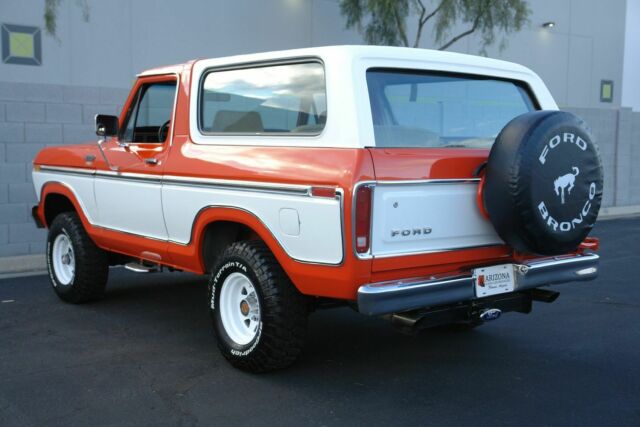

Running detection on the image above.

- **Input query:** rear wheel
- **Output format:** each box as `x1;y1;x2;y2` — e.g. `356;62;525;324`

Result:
208;240;308;373
46;212;109;303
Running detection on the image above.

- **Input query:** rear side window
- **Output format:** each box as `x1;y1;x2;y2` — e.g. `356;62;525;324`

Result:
200;62;326;135
366;69;536;148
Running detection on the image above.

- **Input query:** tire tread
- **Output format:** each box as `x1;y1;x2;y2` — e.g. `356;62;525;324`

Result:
47;212;108;303
209;240;308;373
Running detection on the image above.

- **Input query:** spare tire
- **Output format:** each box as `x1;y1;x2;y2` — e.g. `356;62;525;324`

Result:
483;111;603;255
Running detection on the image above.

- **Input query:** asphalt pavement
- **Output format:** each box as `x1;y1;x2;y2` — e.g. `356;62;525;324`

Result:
1;218;639;426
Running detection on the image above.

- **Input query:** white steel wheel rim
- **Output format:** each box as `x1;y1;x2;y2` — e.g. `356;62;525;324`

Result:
219;272;261;346
52;234;75;286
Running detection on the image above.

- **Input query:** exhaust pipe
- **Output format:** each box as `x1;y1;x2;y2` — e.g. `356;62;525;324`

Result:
387;291;536;333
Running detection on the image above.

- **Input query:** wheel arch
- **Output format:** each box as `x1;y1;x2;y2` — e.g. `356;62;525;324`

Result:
39;182;91;230
191;206;295;276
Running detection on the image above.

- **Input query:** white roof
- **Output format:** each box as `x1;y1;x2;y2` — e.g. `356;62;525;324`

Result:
139;45;537;80
137;45;556;150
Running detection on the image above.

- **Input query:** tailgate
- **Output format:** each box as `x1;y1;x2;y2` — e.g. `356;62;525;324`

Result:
367;148;502;260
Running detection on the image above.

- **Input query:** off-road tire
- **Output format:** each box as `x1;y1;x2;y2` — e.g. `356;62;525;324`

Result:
208;240;308;373
46;212;109;303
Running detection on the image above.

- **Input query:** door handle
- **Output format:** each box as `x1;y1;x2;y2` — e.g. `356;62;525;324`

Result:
144;158;158;165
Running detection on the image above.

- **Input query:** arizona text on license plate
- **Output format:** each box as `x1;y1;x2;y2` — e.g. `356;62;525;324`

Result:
474;264;516;298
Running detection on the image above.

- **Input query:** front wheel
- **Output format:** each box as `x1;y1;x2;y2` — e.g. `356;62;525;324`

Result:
208;241;308;373
46;212;109;303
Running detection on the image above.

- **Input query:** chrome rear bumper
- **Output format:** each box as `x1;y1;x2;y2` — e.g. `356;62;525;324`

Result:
357;253;599;315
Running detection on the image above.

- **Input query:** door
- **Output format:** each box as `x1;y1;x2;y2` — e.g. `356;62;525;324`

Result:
94;76;177;242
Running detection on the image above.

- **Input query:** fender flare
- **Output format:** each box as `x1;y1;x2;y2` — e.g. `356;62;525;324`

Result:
186;205;301;274
37;181;93;230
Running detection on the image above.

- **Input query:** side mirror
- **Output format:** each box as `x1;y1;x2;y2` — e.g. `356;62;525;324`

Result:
95;114;119;137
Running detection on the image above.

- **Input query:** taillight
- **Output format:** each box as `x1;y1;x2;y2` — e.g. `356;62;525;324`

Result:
354;185;372;254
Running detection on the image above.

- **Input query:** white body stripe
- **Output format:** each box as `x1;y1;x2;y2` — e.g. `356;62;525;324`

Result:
33;171;98;223
370;182;502;257
95;177;168;241
162;184;343;264
33;170;344;265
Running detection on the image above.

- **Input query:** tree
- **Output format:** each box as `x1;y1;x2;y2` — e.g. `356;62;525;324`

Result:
44;0;90;38
339;0;530;52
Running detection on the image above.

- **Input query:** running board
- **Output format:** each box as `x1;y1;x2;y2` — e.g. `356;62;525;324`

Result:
124;262;159;273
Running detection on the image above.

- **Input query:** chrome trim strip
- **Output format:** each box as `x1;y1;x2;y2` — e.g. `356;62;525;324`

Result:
375;178;481;185
162;175;312;195
335;187;346;266
357;253;600;315
96;170;162;183
168;72;179;148
39;165;95;175
94;224;168;243
137;67;183;78
37;165;319;197
373;244;506;259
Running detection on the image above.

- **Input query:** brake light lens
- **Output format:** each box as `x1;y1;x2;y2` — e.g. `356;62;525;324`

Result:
355;185;372;254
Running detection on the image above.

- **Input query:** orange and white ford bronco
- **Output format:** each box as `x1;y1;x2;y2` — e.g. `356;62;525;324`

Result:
31;46;603;372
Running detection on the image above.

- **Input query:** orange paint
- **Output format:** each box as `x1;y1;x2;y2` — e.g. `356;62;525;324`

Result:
32;62;597;302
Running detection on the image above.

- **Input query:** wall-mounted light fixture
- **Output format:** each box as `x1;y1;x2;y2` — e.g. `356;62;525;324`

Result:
542;21;556;28
600;80;613;103
1;23;41;66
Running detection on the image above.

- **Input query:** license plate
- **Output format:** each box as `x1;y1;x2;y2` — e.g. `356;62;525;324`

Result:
473;264;516;298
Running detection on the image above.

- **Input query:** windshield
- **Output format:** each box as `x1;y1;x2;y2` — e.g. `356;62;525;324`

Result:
366;69;536;149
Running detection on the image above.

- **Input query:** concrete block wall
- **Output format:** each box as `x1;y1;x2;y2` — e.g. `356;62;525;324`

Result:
630;114;640;205
0;81;638;259
568;107;640;208
0;82;128;257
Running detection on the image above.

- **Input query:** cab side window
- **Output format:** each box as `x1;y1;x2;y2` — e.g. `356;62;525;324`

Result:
121;81;177;143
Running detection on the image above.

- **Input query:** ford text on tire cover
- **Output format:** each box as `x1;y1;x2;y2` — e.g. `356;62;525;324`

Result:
31;46;603;373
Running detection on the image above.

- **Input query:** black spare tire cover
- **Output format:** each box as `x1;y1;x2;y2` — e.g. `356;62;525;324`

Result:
483;111;603;255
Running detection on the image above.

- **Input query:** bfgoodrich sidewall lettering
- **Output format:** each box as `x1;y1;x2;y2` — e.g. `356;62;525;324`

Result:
210;258;263;358
47;227;73;290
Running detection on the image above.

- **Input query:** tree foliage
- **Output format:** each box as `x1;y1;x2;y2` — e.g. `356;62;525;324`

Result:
44;0;90;38
339;0;530;52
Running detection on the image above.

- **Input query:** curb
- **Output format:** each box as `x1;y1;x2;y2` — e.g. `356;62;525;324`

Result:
0;255;47;279
597;204;640;220
0;207;639;277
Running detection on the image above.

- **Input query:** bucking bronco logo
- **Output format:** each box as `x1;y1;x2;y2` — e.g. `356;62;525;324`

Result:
538;132;598;233
554;166;580;204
